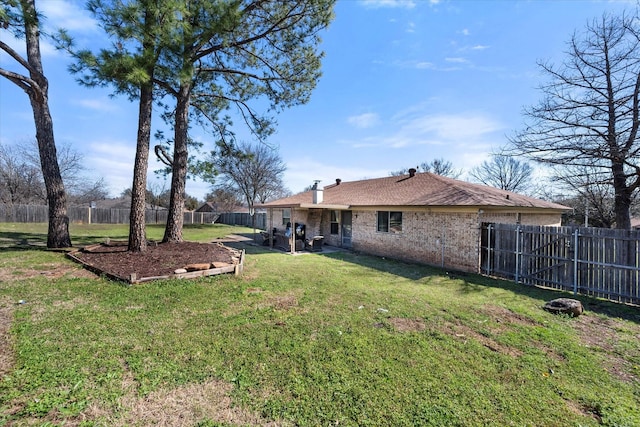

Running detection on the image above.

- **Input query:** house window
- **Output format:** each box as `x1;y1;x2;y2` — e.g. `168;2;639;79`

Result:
282;208;291;226
377;211;403;233
330;210;339;235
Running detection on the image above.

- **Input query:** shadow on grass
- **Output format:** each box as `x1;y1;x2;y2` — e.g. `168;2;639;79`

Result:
0;231;48;249
0;229;119;250
316;246;640;324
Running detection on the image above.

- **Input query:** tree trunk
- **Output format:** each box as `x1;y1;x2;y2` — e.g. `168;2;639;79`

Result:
23;0;71;248
612;161;632;229
128;81;153;252
162;82;190;243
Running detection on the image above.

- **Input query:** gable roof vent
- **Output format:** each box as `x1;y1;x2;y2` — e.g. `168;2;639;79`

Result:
409;168;417;177
336;178;341;185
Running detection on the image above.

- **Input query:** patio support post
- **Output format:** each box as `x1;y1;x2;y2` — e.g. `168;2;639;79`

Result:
291;207;295;254
269;208;274;249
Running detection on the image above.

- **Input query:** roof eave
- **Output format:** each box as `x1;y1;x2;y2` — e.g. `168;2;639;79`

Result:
257;203;351;210
299;203;351;210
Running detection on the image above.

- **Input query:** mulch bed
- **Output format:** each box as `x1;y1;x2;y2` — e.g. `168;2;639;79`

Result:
69;241;241;283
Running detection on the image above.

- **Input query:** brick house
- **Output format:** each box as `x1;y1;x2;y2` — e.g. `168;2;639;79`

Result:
258;169;569;273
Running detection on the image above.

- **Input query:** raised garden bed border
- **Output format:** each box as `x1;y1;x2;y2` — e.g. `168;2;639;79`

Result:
67;243;245;284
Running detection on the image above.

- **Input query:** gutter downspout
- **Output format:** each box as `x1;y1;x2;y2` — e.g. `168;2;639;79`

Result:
269;208;274;249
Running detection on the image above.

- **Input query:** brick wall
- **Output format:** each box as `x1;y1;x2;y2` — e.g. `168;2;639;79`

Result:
306;209;323;237
320;210;340;246
264;206;563;273
267;208;313;235
350;209;563;273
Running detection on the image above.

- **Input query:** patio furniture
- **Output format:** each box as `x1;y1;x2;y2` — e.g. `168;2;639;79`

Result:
275;232;304;252
305;236;324;252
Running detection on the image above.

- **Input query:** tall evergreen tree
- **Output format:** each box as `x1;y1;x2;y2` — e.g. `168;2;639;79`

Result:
60;0;179;251
0;0;72;248
154;0;335;243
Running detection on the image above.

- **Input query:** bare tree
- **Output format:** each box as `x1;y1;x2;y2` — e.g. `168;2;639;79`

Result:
203;188;243;214
509;11;640;229
469;154;534;193
547;162;640;227
420;158;462;178
213;142;288;225
0;0;71;247
0;143;43;204
69;177;110;205
18;139;107;204
0;141;106;205
390;158;461;178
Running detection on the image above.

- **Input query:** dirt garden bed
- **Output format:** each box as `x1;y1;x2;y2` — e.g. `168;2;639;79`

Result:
68;241;244;284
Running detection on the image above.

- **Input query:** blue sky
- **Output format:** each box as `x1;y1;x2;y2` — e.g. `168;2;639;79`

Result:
0;0;635;200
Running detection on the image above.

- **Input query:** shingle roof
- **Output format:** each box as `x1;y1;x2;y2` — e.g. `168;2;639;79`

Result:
259;172;569;211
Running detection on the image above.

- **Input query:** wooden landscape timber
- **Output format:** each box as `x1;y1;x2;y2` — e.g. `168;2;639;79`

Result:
67;243;245;284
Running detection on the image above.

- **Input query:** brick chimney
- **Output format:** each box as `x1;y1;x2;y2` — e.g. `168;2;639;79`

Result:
312;180;323;204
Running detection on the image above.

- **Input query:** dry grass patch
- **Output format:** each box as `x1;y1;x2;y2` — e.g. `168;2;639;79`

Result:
71;360;289;427
388;317;427;332
564;397;603;423
114;378;284;427
442;319;524;357
266;294;299;311
0;298;15;378
480;304;540;328
571;313;640;383
0;264;96;282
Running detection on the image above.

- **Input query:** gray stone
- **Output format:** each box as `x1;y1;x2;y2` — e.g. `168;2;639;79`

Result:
543;298;584;317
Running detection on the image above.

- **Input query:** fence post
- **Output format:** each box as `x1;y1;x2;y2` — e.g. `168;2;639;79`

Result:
573;228;579;295
515;225;521;283
486;224;493;275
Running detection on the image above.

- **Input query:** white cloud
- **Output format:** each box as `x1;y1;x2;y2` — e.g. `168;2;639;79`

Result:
284;157;390;193
461;28;470;36
0;1;97;59
415;61;435;69
83;139;136;196
393;59;462;72
72;98;118;112
471;45;490;51
345;109;503;157
445;57;469;64
347;112;380;129
38;1;98;32
396;112;503;141
359;0;417;9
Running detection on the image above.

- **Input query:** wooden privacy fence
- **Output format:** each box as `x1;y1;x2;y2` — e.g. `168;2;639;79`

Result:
216;212;266;230
0;203;218;225
481;223;640;305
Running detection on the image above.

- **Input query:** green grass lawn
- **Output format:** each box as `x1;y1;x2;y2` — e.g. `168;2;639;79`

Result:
1;223;639;426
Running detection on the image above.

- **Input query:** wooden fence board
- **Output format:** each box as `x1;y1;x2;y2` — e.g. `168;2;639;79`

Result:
481;223;640;305
0;204;219;225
